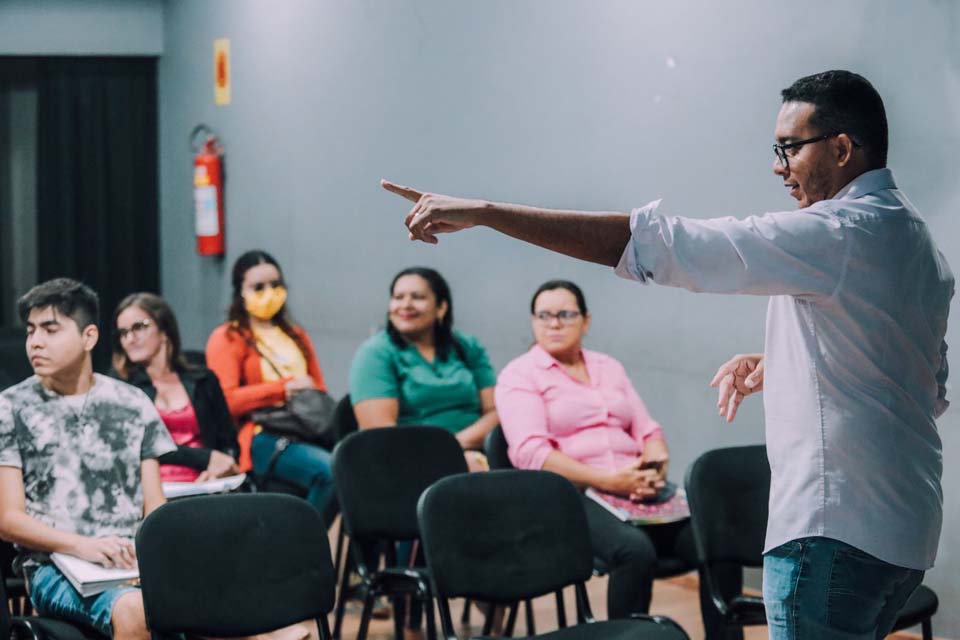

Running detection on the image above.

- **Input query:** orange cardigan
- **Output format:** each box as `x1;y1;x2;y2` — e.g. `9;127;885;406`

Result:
205;322;327;471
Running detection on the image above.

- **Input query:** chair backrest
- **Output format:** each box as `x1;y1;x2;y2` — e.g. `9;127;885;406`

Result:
418;470;594;603
483;425;513;470
685;445;770;568
332;394;359;443
136;493;335;636
332;426;468;542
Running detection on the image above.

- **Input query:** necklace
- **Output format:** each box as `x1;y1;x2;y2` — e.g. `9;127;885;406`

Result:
63;375;95;426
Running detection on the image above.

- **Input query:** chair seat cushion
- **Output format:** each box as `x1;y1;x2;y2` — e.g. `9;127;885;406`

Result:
474;618;687;640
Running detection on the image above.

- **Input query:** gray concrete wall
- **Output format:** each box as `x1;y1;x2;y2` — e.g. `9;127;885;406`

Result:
0;0;162;56
158;1;960;633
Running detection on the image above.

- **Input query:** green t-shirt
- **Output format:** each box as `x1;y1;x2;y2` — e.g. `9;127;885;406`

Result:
349;330;497;433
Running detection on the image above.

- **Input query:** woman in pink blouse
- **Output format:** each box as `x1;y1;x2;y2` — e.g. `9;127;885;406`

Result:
495;280;692;619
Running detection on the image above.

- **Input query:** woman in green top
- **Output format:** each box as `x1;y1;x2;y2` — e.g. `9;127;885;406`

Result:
349;266;498;472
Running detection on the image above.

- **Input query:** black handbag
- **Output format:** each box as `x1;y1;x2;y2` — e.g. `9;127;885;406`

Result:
250;388;337;448
247;339;338;449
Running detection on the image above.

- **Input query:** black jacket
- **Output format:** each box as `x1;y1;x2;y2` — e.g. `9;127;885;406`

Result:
125;365;241;470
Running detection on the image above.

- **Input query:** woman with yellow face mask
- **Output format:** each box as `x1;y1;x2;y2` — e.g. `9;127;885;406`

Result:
206;250;334;523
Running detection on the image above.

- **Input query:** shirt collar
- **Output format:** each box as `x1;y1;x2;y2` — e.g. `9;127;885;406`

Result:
530;344;596;373
33;373;99;400
831;167;896;201
530;344;558;369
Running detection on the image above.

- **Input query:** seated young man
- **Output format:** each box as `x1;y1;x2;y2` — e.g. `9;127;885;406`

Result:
0;278;175;640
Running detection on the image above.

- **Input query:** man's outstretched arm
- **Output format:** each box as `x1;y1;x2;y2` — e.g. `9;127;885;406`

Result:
382;180;632;267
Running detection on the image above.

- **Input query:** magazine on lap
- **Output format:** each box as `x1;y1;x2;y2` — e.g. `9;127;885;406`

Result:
585;483;690;525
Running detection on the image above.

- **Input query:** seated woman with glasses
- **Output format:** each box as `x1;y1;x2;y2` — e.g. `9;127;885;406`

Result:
205;250;334;522
112;292;241;483
495;279;694;620
349;267;499;471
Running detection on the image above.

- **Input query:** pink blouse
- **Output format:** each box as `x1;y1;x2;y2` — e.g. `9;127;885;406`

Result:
157;402;203;483
495;345;664;472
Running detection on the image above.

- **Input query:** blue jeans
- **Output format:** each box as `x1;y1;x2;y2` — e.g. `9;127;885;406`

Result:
251;431;335;520
28;563;137;637
763;537;924;640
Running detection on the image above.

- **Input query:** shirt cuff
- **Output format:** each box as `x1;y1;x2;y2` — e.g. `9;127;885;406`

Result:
613;199;662;283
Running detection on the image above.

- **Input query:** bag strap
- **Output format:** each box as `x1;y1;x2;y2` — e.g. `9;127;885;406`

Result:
263;436;291;481
243;333;286;380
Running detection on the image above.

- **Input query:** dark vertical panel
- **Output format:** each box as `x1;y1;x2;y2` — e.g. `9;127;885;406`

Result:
36;57;158;371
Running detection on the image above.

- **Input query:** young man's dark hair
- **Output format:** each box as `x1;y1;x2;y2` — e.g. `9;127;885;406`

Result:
17;278;99;331
781;70;888;168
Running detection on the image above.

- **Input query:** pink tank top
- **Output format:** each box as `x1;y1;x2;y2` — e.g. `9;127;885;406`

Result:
157;402;203;482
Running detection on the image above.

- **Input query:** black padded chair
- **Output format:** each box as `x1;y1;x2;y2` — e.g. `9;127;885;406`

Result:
0;543;102;640
137;493;336;639
418;469;691;640
484;426;696;628
328;393;359;579
1;539;31;616
331;426;468;640
685;445;939;640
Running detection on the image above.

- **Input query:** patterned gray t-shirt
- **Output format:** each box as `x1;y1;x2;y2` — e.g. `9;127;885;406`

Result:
0;374;176;545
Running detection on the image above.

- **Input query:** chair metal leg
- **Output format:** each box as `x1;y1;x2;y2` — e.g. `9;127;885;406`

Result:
423;593;438;640
461;598;472;624
481;602;497;636
331;543;353;640
504;602;519;637
357;590;376;640
922;618;933;640
438;598;457;640
317;615;332;640
333;517;347;581
393;595;407;640
555;589;567;628
524;599;536;635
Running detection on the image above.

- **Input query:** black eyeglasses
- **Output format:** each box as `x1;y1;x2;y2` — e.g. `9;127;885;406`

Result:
533;310;582;325
117;319;152;341
250;279;285;293
772;132;860;171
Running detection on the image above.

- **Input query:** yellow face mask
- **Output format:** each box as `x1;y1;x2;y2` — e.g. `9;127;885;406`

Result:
244;286;287;320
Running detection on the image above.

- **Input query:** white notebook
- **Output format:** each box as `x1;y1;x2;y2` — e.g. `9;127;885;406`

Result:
162;472;246;499
51;552;139;597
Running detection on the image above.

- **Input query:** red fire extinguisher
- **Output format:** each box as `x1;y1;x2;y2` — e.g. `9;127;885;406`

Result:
191;125;225;256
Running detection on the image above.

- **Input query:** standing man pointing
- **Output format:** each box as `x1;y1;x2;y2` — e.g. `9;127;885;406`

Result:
383;70;952;640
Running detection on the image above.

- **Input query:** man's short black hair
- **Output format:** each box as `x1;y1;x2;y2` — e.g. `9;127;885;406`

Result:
17;278;99;330
781;70;888;168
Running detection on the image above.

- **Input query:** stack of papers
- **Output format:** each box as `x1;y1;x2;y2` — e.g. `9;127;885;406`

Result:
162;473;246;499
51;553;138;597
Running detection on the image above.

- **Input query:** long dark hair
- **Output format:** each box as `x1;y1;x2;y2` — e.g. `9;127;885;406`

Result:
530;280;589;315
112;292;190;379
386;267;465;362
227;250;310;360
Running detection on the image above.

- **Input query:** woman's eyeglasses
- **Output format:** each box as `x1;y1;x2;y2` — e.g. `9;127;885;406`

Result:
117;319;152;341
533;310;582;325
250;279;285;293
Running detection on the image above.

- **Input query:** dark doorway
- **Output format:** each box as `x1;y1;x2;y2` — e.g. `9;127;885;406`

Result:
0;56;159;383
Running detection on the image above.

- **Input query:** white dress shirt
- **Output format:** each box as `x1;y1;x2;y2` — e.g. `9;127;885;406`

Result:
616;168;953;569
